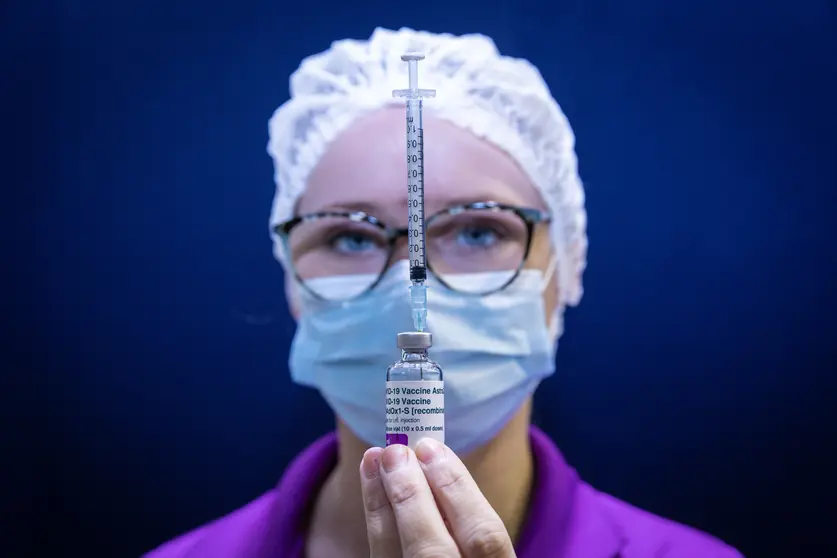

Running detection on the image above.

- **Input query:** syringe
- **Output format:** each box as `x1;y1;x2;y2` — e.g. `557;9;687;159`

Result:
393;53;436;332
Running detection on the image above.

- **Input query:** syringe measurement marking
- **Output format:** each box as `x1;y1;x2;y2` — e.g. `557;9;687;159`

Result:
407;99;427;282
407;107;423;269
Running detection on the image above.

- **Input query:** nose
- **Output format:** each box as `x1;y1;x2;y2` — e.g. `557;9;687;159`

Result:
389;235;410;265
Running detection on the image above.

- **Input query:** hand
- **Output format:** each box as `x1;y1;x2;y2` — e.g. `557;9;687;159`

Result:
360;438;516;558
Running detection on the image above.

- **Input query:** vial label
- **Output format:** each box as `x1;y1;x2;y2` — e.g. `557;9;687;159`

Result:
385;381;445;450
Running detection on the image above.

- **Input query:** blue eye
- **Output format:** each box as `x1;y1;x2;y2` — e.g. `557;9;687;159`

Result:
331;233;377;253
456;226;498;248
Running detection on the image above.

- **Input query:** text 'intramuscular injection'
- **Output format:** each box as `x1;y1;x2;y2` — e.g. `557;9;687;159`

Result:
392;53;435;333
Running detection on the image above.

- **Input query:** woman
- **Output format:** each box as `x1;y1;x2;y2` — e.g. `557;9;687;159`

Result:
147;28;742;558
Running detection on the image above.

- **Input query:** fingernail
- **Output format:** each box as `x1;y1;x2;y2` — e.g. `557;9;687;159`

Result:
415;438;443;465
361;447;382;479
382;444;409;472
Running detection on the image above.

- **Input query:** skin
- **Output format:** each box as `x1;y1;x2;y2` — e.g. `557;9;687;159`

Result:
288;107;558;558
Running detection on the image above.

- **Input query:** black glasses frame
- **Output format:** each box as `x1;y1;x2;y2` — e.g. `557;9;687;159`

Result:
273;201;551;302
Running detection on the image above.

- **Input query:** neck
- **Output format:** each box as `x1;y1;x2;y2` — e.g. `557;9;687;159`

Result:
306;400;535;558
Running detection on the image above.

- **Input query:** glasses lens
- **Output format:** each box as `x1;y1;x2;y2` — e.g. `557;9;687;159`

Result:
427;207;529;294
287;215;390;300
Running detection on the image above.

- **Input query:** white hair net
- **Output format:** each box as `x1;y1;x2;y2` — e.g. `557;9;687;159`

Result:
267;27;587;309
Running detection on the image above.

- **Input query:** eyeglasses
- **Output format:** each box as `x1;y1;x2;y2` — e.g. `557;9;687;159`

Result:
274;201;550;302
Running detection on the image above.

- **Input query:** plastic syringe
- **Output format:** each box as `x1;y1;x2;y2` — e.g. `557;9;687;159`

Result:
393;53;436;332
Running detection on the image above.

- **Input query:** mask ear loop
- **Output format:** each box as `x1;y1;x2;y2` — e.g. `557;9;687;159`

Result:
540;256;564;342
541;257;558;292
285;274;306;317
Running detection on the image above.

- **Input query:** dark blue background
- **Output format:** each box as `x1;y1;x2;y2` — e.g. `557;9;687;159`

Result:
5;0;836;556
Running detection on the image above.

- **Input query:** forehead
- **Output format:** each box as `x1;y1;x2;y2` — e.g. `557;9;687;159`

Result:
296;107;546;224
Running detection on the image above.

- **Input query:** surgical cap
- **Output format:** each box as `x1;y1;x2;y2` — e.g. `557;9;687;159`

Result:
267;27;588;308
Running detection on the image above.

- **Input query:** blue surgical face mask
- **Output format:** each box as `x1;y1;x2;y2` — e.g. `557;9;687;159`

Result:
288;260;558;454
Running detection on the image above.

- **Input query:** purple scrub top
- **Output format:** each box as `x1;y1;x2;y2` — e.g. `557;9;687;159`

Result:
145;427;742;557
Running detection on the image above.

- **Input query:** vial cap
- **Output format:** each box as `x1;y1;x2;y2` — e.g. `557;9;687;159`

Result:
397;331;432;349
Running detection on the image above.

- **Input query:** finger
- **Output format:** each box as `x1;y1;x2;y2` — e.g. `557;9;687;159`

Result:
416;439;515;558
379;444;459;558
360;447;402;558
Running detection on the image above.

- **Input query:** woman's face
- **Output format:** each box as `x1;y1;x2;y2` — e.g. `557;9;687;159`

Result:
289;106;557;320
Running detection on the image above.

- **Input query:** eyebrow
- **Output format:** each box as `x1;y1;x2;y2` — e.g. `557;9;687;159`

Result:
439;194;530;208
314;201;385;215
309;193;533;217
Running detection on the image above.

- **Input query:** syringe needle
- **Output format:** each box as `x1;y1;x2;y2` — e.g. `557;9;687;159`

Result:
410;283;427;331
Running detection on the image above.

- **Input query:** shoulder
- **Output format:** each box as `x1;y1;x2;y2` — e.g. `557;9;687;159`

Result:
578;483;744;558
142;491;279;558
143;433;338;557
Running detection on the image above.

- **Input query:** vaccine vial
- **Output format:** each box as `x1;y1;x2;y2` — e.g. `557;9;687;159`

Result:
385;331;445;450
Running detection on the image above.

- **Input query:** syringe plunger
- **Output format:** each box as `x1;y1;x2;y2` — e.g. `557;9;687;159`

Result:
402;53;421;90
393;52;436;100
